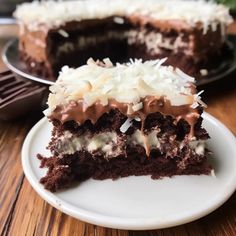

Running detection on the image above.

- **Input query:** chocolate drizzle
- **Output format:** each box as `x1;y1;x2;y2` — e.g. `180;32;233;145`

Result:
50;96;200;148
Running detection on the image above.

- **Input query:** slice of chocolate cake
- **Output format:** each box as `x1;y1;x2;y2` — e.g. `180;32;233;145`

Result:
14;0;233;81
38;58;211;192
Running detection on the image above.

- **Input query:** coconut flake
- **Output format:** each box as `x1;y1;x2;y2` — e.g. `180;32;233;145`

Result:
113;16;125;24
194;90;207;108
120;118;133;133
132;102;143;112
134;116;141;122
200;69;208;76
175;68;195;83
197;99;207;108
196;90;204;96
103;58;113;67
155;57;168;68
58;29;69;38
190;102;199;109
87;57;96;65
61;65;70;73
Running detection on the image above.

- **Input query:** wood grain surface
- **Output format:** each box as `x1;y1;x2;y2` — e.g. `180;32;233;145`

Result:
0;23;236;236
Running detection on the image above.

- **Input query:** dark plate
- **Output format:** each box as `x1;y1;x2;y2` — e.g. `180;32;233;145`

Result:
2;36;236;86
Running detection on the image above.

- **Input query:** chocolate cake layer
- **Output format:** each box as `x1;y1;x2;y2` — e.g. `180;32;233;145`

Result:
39;109;210;192
38;149;211;192
14;0;233;80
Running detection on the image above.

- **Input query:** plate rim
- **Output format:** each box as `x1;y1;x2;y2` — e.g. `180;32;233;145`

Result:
21;112;236;230
3;37;236;87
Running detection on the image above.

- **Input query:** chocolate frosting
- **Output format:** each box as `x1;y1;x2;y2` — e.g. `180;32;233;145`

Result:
50;96;200;140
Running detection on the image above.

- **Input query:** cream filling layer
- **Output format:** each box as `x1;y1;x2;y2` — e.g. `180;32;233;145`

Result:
54;130;206;158
55;131;118;157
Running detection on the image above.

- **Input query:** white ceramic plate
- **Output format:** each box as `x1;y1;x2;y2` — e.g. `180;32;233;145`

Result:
21;113;236;230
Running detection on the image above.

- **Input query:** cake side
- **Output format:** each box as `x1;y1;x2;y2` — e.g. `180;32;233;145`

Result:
18;25;55;79
38;59;211;192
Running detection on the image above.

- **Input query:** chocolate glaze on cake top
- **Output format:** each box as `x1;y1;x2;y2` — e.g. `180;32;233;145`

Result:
44;58;205;138
14;0;232;34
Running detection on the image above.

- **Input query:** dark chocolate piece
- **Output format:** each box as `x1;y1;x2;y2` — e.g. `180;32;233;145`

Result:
0;70;48;120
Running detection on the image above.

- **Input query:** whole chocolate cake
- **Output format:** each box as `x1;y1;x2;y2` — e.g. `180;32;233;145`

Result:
14;0;233;81
38;58;212;192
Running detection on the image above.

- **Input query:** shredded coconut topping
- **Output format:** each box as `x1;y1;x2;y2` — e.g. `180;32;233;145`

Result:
120;118;133;133
46;58;203;115
58;29;69;38
14;0;232;33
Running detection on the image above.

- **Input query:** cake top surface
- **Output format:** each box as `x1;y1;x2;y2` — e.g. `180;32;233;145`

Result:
14;0;232;32
45;58;204;116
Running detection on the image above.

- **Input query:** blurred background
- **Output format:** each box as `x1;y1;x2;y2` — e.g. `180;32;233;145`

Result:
0;0;30;24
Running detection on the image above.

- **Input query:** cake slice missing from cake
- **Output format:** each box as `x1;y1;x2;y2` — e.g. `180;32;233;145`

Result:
38;58;211;192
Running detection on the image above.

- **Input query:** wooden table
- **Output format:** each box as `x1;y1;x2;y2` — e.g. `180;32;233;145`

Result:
0;23;235;236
